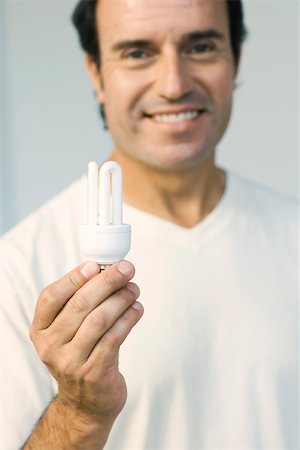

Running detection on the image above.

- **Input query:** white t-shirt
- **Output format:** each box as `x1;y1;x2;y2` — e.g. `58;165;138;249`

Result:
0;170;298;450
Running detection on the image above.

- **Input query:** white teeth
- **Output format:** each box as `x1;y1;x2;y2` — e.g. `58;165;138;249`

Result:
152;110;199;123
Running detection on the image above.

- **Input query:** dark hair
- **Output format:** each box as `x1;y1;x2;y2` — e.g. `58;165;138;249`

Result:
71;0;248;68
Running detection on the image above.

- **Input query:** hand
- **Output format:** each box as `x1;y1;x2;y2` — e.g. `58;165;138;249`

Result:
30;260;143;424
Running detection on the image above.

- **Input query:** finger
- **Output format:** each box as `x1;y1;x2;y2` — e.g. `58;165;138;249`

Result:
83;301;144;369
46;260;135;342
70;282;140;361
32;261;100;330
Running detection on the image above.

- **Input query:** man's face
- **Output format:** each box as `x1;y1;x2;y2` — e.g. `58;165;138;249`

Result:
95;0;236;171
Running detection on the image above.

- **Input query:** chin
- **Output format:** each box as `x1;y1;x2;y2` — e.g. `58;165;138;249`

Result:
142;142;214;171
133;150;212;173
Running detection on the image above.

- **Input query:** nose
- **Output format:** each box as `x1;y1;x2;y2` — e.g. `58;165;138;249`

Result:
154;48;193;101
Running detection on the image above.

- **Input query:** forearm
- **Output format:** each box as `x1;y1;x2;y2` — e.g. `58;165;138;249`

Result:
22;396;115;450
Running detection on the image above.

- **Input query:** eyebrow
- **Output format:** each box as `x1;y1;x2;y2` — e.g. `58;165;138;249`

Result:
111;29;225;52
112;39;153;53
182;29;225;42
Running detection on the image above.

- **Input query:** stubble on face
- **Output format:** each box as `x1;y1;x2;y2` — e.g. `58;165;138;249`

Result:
96;0;235;173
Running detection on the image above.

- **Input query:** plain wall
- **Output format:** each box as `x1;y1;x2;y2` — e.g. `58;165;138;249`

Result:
0;0;299;236
0;0;6;234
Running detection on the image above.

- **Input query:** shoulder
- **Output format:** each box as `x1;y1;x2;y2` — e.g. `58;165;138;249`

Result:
229;171;298;224
228;171;298;260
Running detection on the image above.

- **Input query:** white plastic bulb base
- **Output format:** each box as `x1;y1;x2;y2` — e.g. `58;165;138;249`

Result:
79;223;131;265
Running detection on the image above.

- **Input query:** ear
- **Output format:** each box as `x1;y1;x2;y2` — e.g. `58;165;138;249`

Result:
84;53;105;104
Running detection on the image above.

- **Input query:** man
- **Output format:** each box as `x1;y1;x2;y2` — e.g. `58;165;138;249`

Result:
0;1;298;449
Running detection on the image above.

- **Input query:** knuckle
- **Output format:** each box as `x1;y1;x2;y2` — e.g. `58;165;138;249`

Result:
81;366;103;391
37;333;61;367
114;288;126;302
88;310;108;331
29;325;36;342
39;286;57;308
59;356;76;378
38;341;54;365
82;370;99;391
68;291;89;314
67;273;81;290
101;268;120;289
121;307;140;334
117;286;136;305
101;331;120;350
120;308;134;328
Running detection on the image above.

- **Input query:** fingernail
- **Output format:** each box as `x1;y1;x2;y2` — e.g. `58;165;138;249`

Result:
118;261;133;276
131;301;144;311
127;283;140;296
80;261;100;279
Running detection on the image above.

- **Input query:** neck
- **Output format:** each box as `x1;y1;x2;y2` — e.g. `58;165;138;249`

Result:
110;149;226;229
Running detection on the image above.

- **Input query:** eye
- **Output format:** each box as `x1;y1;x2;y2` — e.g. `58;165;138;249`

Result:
124;49;149;59
187;42;215;55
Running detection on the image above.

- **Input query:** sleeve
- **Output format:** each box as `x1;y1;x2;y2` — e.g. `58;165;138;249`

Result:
0;240;56;450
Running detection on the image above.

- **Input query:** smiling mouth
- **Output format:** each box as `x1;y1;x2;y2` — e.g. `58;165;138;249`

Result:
144;109;206;124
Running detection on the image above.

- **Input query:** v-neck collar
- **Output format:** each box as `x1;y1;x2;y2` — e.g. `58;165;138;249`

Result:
123;170;239;248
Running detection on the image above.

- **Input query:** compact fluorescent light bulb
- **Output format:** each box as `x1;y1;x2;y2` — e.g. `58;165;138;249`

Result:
79;161;131;269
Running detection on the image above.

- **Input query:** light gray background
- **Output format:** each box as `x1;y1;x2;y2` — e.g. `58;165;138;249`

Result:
0;0;299;236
